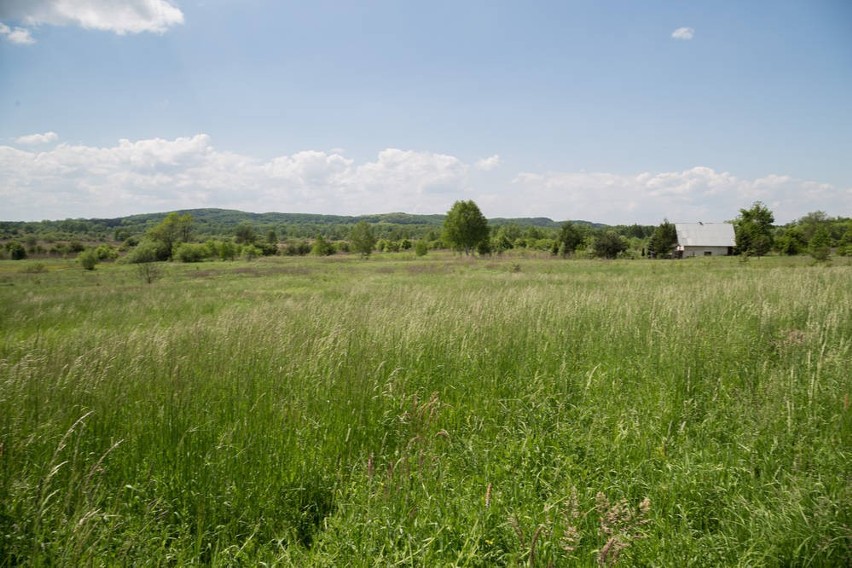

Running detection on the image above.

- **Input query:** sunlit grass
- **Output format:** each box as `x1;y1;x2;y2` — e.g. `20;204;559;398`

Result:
1;254;849;565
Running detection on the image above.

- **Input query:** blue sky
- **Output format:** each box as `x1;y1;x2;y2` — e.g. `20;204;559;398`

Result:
1;0;850;223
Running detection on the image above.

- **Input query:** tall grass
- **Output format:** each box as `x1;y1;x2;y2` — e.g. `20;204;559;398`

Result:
1;255;849;565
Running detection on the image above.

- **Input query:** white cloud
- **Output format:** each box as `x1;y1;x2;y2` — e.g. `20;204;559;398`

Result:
508;167;850;224
474;155;501;171
15;131;59;145
671;27;694;40
0;135;475;220
1;134;848;223
0;22;35;44
0;0;183;36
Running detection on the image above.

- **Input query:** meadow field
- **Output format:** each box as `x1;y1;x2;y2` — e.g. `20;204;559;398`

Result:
0;253;849;566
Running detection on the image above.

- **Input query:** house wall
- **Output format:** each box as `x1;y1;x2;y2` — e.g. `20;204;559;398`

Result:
682;246;731;257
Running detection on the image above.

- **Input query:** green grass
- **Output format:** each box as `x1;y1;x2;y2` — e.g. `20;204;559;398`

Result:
1;254;849;566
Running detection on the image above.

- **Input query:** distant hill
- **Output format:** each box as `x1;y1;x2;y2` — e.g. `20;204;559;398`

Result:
0;208;612;241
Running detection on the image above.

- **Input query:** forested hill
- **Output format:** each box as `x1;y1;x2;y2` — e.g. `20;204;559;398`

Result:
0;208;608;242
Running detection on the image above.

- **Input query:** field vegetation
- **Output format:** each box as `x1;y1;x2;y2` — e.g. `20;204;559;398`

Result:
0;253;849;565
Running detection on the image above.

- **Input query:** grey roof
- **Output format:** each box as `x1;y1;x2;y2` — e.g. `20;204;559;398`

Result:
675;223;735;247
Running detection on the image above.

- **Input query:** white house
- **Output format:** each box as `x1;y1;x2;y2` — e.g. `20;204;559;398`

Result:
674;223;735;257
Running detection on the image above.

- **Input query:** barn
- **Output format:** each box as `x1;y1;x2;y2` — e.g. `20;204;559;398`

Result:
674;223;735;257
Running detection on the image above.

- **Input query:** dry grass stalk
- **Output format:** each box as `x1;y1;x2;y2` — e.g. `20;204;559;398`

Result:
595;493;651;566
559;487;581;554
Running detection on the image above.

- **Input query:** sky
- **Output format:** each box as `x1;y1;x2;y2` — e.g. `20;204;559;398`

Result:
1;0;850;224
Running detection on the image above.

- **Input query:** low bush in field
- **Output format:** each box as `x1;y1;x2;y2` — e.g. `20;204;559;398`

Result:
174;242;211;263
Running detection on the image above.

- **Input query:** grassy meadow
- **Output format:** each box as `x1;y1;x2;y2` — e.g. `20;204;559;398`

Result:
0;253;849;566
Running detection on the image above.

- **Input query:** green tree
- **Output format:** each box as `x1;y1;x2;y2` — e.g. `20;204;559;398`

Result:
593;231;628;259
443;200;489;255
734;202;774;257
235;223;257;245
350;221;377;258
147;212;193;260
809;225;831;262
775;226;806;255
649;219;677;258
797;211;829;243
557;222;584;257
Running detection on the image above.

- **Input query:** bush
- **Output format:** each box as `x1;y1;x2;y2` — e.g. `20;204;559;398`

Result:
20;262;47;274
174;243;210;263
415;240;429;257
78;248;99;270
242;244;262;261
127;240;170;263
214;240;238;261
5;241;27;260
136;262;163;284
95;244;119;261
256;242;279;256
283;240;311;256
311;236;335;256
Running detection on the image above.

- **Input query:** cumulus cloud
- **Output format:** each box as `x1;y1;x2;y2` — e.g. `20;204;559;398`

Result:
14;131;59;145
0;22;35;44
1;134;848;223
0;0;183;37
671;27;695;40
508;167;850;224
0;135;476;220
474;155;501;171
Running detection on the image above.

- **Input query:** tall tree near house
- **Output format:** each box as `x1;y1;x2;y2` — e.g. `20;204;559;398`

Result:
734;201;775;257
649;219;677;258
443;200;489;255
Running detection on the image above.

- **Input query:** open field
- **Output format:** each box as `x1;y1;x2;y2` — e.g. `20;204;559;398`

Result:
0;254;849;566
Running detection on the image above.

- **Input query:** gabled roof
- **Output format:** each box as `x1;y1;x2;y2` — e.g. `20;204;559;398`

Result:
675;223;735;247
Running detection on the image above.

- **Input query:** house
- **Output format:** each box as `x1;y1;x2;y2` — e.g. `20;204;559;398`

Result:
674;222;735;257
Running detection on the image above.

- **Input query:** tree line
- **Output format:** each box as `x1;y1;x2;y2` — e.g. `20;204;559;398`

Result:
2;202;849;264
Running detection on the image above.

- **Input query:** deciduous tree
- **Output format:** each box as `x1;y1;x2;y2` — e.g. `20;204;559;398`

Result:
593;231;628;259
350;221;377;258
147;212;194;260
734;202;774;257
649;219;677;258
443;200;489;255
557;222;584;257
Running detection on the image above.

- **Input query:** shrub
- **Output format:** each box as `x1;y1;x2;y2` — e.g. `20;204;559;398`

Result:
283;240;311;256
20;262;47;274
215;240;238;261
5;241;27;260
311;236;335;256
127;240;170;263
95;244;119;260
242;244;262;261
415;240;429;257
136;262;163;284
78;248;99;270
174;243;210;263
